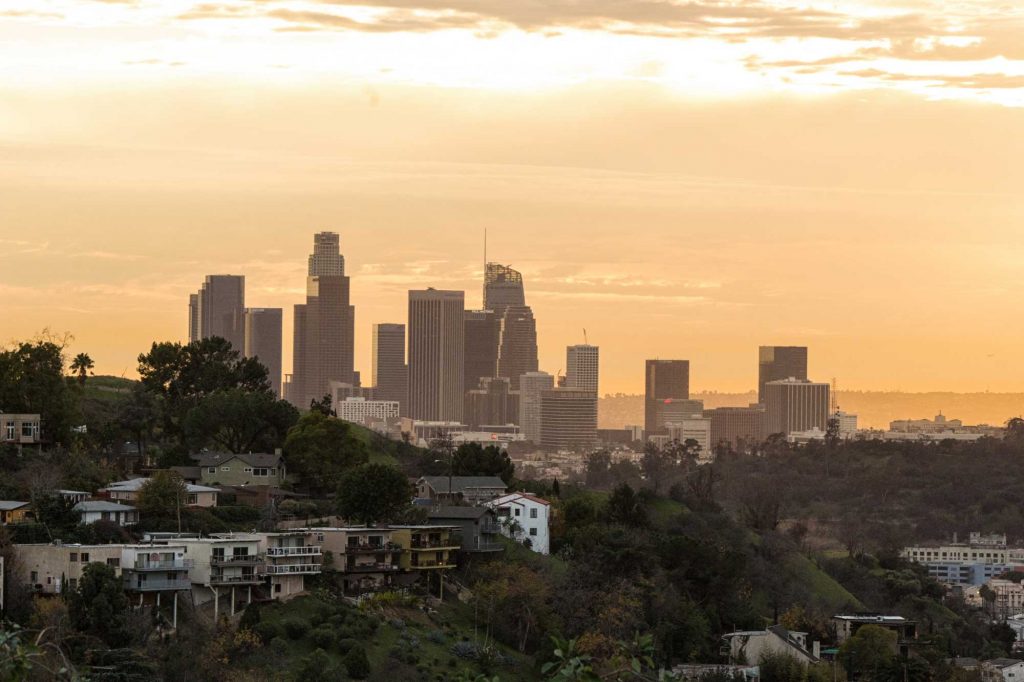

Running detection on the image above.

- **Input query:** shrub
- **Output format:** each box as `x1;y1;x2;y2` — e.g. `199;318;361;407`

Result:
450;641;480;660
282;618;310;640
427;629;446;644
338;637;359;653
239;603;261;632
344;644;371;680
270;637;289;658
311;626;334;650
254;621;282;643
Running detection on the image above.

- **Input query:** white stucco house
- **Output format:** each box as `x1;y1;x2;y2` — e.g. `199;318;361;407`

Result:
488;492;551;555
73;500;139;527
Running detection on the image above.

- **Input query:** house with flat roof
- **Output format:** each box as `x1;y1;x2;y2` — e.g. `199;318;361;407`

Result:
833;614;917;656
722;625;820;667
303;527;406;595
73;500;139;526
102;477;219;508
191;452;286;487
0;413;41;450
167;534;264;618
258;531;322;600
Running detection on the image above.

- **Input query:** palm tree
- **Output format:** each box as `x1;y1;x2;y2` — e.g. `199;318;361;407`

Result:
70;353;94;385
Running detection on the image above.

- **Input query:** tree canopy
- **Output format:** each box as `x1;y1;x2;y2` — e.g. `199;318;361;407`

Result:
336;464;412;524
284;411;369;495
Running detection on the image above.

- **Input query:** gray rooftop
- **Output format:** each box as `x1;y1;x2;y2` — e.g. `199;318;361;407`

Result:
428;506;496;520
0;501;30;511
74;501;137;513
192;452;282;468
420;476;507;494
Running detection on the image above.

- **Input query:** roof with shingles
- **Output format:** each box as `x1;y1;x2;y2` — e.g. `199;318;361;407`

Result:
191;452;283;468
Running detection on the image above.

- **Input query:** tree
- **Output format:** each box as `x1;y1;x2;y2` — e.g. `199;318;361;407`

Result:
0;335;79;444
183;388;298;453
136;470;187;520
605;484;648;528
116;384;161;460
1005;417;1024;442
284;411;369;495
451;443;515;484
68;562;130;647
70;352;94;385
838;624;897;680
336;464;412;524
309;394;335;417
136;336;271;447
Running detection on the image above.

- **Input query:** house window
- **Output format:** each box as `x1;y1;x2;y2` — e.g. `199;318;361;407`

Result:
221;466;230;472
81;553;90;562
69;552;78;562
107;558;120;568
187;494;198;505
243;467;252;473
4;424;13;440
253;468;269;476
529;528;538;536
270;468;277;475
530;509;538;519
30;571;38;583
22;423;36;438
213;548;225;560
514;509;521;517
207;467;216;474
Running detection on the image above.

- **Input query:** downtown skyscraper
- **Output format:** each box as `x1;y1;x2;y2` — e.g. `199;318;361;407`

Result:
758;346;808;404
244;308;283;397
188;275;245;351
289;232;355;409
484;263;538;391
372;323;408;415
408;289;465;422
565;344;599;394
644;359;690;436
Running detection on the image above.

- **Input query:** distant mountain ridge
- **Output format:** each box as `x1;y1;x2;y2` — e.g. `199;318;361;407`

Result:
599;391;1024;430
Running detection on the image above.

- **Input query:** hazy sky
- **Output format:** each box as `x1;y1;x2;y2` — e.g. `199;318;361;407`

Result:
2;0;1023;394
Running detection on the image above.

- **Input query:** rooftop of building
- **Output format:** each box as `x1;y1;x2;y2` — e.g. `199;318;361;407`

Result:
73;501;136;513
0;501;30;511
191;452;282;468
419;476;508;493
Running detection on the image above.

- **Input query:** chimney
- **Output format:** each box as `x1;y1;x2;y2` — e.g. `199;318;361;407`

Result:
813;641;820;659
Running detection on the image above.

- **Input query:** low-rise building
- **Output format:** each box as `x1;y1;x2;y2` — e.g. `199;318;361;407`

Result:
721;625;820;667
192;453;286;488
489;493;551;554
157;534;264;618
73;500;139;526
427;506;503;554
415;476;508;505
981;658;1024;682
0;413;41;448
0;501;31;525
832;615;916;656
987;579;1024;621
389;526;459;571
258;531;323;600
102;478;219;508
306;527;405;595
336;397;399;424
902;533;1023;577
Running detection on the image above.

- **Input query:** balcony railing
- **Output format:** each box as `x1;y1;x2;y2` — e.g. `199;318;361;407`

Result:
264;564;322;575
409;540;459;550
133;559;195;571
469;542;504;553
210;573;261;585
266;546;322;557
346;542;403;554
211;555;262;567
409;560;456;569
124;577;192;592
345;563;400;574
479;523;502;535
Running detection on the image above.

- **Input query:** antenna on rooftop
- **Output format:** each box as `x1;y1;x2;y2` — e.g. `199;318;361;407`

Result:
583;328;588;345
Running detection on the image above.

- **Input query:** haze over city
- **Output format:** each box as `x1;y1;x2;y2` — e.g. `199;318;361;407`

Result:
3;0;1024;398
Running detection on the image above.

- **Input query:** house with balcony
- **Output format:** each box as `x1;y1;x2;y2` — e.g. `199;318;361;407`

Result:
1;413;41;451
101;477;219;508
304;527;405;595
192;452;286;487
0;501;31;525
15;543;191;626
73;500;139;527
488;492;551;554
390;526;459;571
427;506;504;554
416;476;507;505
258;531;322;600
161;534;264;619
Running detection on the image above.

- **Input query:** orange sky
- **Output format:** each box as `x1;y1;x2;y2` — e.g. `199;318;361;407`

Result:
2;1;1023;394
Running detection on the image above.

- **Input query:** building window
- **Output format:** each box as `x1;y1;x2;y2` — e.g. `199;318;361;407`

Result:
30;571;38;583
529;528;538;536
530;509;538;519
514;509;521;517
69;552;78;562
4;424;13;440
81;553;90;563
221;466;230;472
270;468;277;475
107;558;120;568
243;467;252;473
187;494;198;505
253;468;269;477
207;467;216;474
69;578;77;590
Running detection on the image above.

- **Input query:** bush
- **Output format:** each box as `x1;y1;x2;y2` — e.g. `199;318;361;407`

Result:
311;626;334;650
282;618;310;640
295;648;337;682
338;637;359;653
344;644;371;679
254;621;281;643
270;637;289;658
450;641;481;660
239;603;261;632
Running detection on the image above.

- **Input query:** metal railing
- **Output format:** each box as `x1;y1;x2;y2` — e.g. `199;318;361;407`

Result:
409;560;456;569
264;564;322;575
266;546;322;557
124;577;192;591
211;555;262;566
210;573;261;585
133;559;195;571
344;563;400;573
409;540;459;550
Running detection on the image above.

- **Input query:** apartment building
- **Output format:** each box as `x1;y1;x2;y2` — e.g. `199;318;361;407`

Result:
153;534;264;618
389;526;458;572
305;527;404;595
258;531;323;600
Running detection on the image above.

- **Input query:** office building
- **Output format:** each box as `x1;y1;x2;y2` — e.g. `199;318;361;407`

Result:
539;388;598;452
661;398;705;426
519;371;554;443
565;344;599;394
464;309;500;392
668;417;712;459
644;360;690;436
189;275;245;350
483;262;526;312
764;379;829;435
758;346;808;404
465;377;519;429
291;232;355;409
408;289;465;422
335;397;400;425
496;306;538;391
244;308;283;397
705;405;767;450
372;323;408;415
